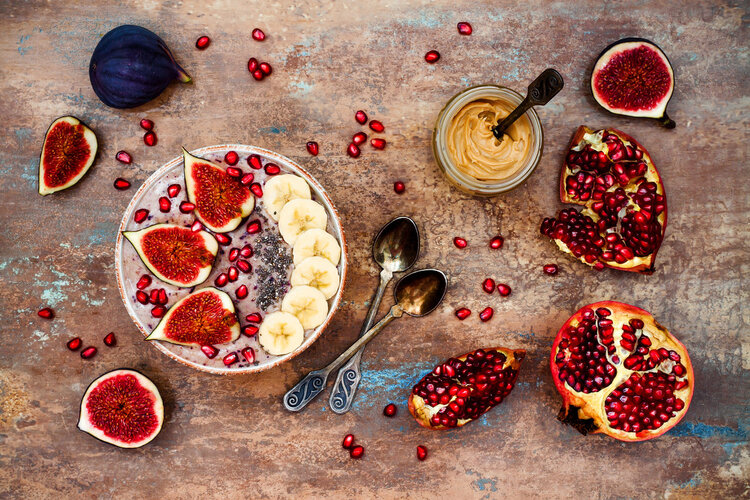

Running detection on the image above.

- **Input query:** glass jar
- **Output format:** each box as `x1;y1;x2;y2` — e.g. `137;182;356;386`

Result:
432;85;544;196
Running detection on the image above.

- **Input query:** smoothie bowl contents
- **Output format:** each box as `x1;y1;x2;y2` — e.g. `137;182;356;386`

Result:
116;145;346;374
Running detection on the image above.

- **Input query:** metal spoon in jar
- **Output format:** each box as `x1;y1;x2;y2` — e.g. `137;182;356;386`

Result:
283;268;447;412
492;68;564;139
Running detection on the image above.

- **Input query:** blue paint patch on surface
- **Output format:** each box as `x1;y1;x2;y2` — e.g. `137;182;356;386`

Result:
21;157;37;188
401;12;445;29
18;34;32;55
676;474;703;489
466;469;498;493
86;221;116;246
289;80;314;96
352;360;436;412
259;126;287;135
15;128;33;145
669;421;747;439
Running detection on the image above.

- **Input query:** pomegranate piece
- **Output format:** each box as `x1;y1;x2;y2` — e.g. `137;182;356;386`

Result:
479;307;493;322
158;196;171;213
243;325;259;337
355;110;368;124
457;22;473;35
215;233;231;246
252;69;264;81
80;346;97;359
228;248;239;262
416;445;428;461
136;274;152;290
136;290;149;304
342;434;355;449
134;209;149;223
67;337;82;351
167;184;180;198
240;173;255;186
496;283;511;296
246;220;261;234
151;306;166;318
482;278;495;294
352;132;367;146
201;345;218;359
424;50;440;63
455;308;471;320
115;150;132;164
214;273;228;287
157;288;168;305
38;307;54;319
409;347;525;429
143;131;157;146
259;62;272;76
140;118;154;131
240;244;253;258
103;332;117;347
347;143;360;158
489;236;504;249
350;445;365;459
149;289;159;304
369;120;385;133
226;166;242;178
383;403;397;417
228;266;239;282
195;36;211;50
179;201;195;213
224;151;239;166
223;352;238;366
453;237;467;249
241;347;256;363
247;57;258;73
191;220;203;232
246;312;262;323
247;155;263;170
393;181;405;194
264;163;280;175
306;141;319;156
552;301;693;441
250;183;263;198
114;178;131;190
370;138;386;150
543;263;559;275
236;260;252;273
236;285;248;299
251;28;266;41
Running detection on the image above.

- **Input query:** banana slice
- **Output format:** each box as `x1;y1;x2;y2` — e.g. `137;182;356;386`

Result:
263;174;312;221
281;285;329;330
293;228;341;266
291;257;340;299
258;311;305;356
278;199;327;246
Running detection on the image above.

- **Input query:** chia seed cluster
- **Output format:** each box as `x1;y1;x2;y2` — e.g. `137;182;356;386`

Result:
254;231;292;310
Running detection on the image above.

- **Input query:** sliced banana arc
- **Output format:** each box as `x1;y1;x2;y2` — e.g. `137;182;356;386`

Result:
264;174;312;221
278;199;328;246
281;285;329;330
258;311;305;356
293;228;341;266
291;257;340;299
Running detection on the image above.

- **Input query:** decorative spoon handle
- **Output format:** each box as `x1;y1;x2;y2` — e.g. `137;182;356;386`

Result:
329;268;393;414
492;68;564;139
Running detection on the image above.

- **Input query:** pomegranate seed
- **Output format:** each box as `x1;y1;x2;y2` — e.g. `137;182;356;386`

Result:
347;143;361;158
150;289;159;304
136;290;149;304
151;306;166;318
383;403;397;417
243;325;259;337
369;120;385;133
370;138;386;150
240;244;253;258
265;163;280;175
134;209;149;223
350;445;365;459
228;267;239;281
355;110;368;124
237;260;252;273
259;62;272;76
457;22;473;35
115;150;132;164
453;237;467;249
167;184;180;198
306;141;319;156
393;181;405;194
543;264;559;275
191;220;203;232
103;332;116;347
80;346;97;359
201;345;218;359
342;434;355;449
215;233;231;245
240;173;255;186
140;118;154;131
195;36;210;50
252;28;266;41
247;154;263;170
479;307;494;322
497;283;511;296
424;50;440;63
136;275;151;289
489;236;504;249
241;347;256;363
215;273;228;287
246;220;261;234
455;308;471;320
37;307;54;319
223;352;238;366
66;337;82;351
224;151;239;165
226;166;242;178
247;57;258;73
416;445;428;461
180;201;195;213
158;196;171;212
228;248;239;262
246;312;262;323
143;131;157;146
236;285;248;299
114;178;131;190
250;183;263;197
482;278;495;294
252;69;264;81
158;288;168;305
352;132;367;145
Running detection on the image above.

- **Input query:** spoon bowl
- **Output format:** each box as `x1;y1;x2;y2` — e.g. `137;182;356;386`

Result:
394;268;447;317
373;216;420;273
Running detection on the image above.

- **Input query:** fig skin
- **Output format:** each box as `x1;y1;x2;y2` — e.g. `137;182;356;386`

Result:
38;116;98;196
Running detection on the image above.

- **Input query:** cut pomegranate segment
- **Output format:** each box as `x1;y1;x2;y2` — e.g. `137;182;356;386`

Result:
424;50;440;63
540;126;667;274
306;141;319;156
195;36;210;50
551;301;693;441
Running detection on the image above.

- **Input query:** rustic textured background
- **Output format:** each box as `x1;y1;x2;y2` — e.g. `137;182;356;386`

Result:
1;1;747;498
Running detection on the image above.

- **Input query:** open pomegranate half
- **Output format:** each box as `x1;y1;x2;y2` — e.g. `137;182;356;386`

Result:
409;347;525;430
540;126;667;274
551;301;693;441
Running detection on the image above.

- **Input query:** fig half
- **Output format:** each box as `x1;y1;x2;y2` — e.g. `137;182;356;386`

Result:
123;223;218;287
591;38;675;128
183;148;255;233
38;116;98;195
78;369;164;448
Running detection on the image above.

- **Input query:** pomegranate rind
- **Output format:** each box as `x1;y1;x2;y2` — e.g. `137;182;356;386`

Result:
77;369;164;448
123;223;218;287
551;301;694;442
591;38;675;127
146;287;240;347
408;347;525;431
183;148;255;233
38;116;98;195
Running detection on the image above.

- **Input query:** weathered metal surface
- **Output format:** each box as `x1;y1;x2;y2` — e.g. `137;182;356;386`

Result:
0;1;747;498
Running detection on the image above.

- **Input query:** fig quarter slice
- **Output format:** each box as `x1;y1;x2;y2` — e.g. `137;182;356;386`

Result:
38;116;98;195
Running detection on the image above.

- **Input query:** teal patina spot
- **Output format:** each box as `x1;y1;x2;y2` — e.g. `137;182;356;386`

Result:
259;126;288;134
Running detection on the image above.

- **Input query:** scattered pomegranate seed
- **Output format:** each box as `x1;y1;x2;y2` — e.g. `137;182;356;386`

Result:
80;346;97;359
252;28;266;41
140;118;154;131
457;22;473;35
350;445;365;459
497;283;512;296
306;141;319;156
136;290;149;304
352;132;367;146
37;307;54;319
201;345;218;359
265;163;280;175
228;248;239;262
355;110;368;124
247;57;258;73
66;337;82;351
240;173;255;186
215;233;231;245
383;403;397;417
543;264;559;275
228;267;239;281
240;244;253;258
136;274;151;290
453;237;467;249
191;220;203;232
134;209;149;223
226;166;242;178
246;312;262;323
247;154;263;170
115;150;132;164
369;120;385;133
259;62;272;75
158;196;171;212
157;288;168;305
371;138;386;150
143;131;157;146
252;69;264;81
250;183;263;197
236;285;249;299
243;325;259;337
223;352;238;366
103;332;117;347
241;346;256;363
489;236;504;249
195;36;211;50
424;50;440;63
151;306;166;318
215;273;228;287
455;307;471;320
479;307;494;322
394;181;405;194
416;445;428;461
482;278;495;294
347;143;361;158
245;221;261;237
237;260;252;273
342;434;355;449
224;151;239;165
150;289;160;304
114;178;131;190
179;201;195;213
167;184;181;198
